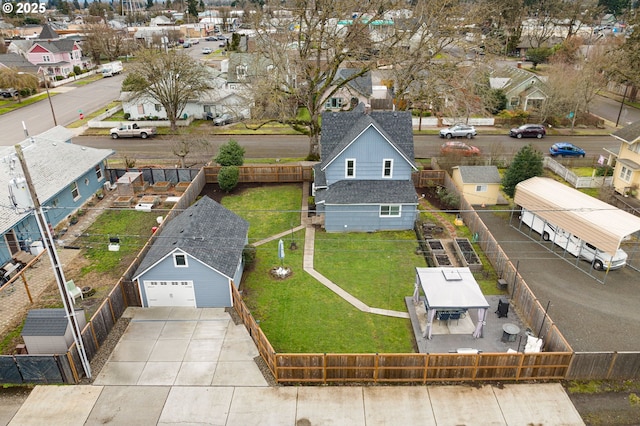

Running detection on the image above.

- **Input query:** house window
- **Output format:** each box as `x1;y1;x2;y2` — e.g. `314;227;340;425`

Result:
155;104;162;112
43;55;51;62
70;181;79;200
173;253;188;267
510;97;519;107
84;178;90;186
382;159;393;178
325;97;343;109
345;159;356;178
620;166;632;182
631;143;640;154
380;205;401;217
236;64;248;80
95;164;103;181
475;184;487;192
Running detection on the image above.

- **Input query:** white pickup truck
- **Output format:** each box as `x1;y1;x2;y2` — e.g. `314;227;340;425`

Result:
110;123;157;139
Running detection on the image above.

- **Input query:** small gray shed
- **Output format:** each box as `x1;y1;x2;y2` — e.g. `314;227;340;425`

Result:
21;308;86;354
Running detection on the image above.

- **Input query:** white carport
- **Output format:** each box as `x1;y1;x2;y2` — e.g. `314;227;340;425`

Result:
413;267;490;339
514;177;640;256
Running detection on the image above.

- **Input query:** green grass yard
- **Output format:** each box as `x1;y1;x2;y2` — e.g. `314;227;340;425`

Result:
241;232;415;353
221;184;302;241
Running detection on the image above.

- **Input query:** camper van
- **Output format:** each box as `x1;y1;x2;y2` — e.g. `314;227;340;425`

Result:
519;208;627;270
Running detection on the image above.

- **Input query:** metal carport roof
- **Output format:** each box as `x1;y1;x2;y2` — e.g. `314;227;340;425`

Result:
514;177;640;255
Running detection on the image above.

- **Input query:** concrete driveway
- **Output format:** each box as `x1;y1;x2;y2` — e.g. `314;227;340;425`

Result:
7;307;585;425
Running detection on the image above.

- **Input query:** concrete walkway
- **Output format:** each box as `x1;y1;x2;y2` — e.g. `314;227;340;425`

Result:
6;307;585;426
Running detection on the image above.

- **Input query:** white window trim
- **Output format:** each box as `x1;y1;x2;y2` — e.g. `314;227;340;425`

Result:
173;253;188;267
95;164;103;181
475;184;487;192
345;158;356;178
620;165;632;183
382;159;393;178
380;204;401;217
70;181;80;200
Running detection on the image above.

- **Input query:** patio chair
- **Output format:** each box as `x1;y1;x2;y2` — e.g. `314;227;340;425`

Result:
496;299;509;318
66;279;83;304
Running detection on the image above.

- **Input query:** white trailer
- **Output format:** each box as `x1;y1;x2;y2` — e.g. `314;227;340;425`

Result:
519;208;628;270
101;61;123;77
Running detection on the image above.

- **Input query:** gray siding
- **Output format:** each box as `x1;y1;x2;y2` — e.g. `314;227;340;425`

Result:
324;127;413;185
138;254;233;308
324;204;418;232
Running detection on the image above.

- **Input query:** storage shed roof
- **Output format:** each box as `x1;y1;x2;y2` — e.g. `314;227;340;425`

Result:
514;177;640;255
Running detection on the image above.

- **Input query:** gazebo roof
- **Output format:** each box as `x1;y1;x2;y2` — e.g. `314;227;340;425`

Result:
416;267;489;310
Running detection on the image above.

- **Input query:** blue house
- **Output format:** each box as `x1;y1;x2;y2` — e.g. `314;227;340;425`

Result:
313;105;419;232
132;196;249;308
0;127;113;266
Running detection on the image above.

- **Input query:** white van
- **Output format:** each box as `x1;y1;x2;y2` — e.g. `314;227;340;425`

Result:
519;208;627;270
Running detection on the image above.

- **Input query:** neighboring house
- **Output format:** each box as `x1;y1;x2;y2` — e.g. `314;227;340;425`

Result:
120;76;252;121
514;36;563;58
132;196;249;308
610;120;640;198
313;103;419;232
451;166;502;206
225;53;275;86
0;52;39;74
6;40;34;58
489;67;548;112
150;16;172;26
0;126;113;266
323;69;373;111
25;24;91;77
21;308;86;354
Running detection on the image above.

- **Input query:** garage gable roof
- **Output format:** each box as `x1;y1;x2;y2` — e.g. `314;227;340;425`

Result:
133;196;249;280
514;177;640;255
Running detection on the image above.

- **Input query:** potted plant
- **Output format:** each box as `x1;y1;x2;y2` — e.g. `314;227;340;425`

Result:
95;189;104;200
69;214;78;225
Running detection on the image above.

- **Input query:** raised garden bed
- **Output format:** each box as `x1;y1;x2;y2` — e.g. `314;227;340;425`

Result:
453;238;483;271
113;196;134;208
175;182;190;193
427;239;445;253
152;181;171;192
433;253;452;266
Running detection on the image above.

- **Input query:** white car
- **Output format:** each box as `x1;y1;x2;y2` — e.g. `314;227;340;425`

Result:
189;38;200;45
439;123;477;139
201;47;212;54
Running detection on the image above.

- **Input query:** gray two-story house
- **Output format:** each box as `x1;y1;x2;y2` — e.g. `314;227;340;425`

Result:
313;104;419;232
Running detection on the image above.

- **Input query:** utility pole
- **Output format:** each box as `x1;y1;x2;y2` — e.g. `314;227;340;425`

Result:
13;144;91;379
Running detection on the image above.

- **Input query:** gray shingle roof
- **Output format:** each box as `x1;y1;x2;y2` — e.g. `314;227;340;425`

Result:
320;106;415;167
133;196;249;279
32;39;76;54
611;120;640;145
334;69;372;97
0;53;39;73
313;163;326;187
21;308;81;336
0;127;114;234
455;166;501;184
38;24;60;40
324;180;417;204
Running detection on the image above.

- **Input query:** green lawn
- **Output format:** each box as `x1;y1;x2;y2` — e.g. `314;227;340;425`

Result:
74;210;159;278
242;232;415;353
314;231;426;312
221;184;302;241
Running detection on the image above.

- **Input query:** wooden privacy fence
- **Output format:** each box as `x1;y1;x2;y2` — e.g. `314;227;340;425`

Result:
204;164;314;184
412;169;446;188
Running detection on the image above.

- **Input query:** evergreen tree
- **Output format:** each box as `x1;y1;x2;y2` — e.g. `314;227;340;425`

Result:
147;0;154;9
73;0;80;10
83;0;89;8
502;144;544;198
214;139;245;166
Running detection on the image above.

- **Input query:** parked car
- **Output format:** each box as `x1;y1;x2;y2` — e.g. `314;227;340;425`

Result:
182;41;191;48
509;124;546;138
549;142;586;158
0;88;18;98
189;38;200;45
440;141;481;156
205;36;217;41
213;113;234;126
439;123;477;139
202;47;212;54
218;41;227;47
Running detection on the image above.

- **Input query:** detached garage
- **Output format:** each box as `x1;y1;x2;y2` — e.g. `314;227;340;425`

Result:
133;196;249;308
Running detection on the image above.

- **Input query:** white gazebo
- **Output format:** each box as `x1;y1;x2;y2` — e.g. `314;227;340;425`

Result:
413;267;490;339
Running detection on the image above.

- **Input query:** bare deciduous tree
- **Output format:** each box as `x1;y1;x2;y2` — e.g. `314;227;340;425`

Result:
122;49;214;131
82;22;131;64
171;132;211;168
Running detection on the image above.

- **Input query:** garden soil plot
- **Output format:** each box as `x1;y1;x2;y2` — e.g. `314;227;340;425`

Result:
199;182;295;203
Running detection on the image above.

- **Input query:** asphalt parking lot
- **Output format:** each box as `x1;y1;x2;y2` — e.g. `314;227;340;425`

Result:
477;209;640;352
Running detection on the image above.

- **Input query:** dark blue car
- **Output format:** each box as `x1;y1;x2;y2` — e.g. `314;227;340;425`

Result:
549;142;586;157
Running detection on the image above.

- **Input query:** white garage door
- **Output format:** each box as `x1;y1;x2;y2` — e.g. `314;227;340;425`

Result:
144;280;196;307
